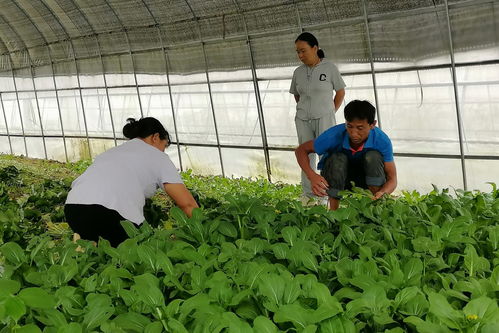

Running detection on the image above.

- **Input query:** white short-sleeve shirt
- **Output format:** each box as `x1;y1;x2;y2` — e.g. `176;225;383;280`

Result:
66;138;183;225
289;59;346;120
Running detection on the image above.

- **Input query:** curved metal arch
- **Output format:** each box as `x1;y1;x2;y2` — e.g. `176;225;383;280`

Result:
0;12;30;157
231;0;249;36
139;0;184;171
361;0;381;129
0;0;490;61
293;0;303;32
182;0;203;41
58;0;95;38
321;0;331;22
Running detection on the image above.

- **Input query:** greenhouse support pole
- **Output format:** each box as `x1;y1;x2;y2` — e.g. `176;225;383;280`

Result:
2;8;33;157
12;0;70;160
184;0;224;176
201;42;225;177
101;3;127;143
0;93;13;154
361;0;382;128
444;0;467;190
162;40;184;171
10;60;28;156
104;2;144;119
28;64;48;159
0;26;28;156
294;1;303;32
95;35;118;147
247;39;272;182
124;30;144;118
39;0;85;162
138;0;184;170
232;0;272;181
60;0;99;158
69;42;93;159
0;43;13;155
46;46;69;162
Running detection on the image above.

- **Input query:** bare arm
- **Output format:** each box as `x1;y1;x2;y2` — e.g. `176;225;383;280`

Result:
295;140;329;196
163;183;199;217
373;161;397;199
334;89;345;111
294;95;300;103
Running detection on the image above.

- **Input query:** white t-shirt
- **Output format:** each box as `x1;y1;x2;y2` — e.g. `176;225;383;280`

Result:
66;138;183;225
289;59;346;120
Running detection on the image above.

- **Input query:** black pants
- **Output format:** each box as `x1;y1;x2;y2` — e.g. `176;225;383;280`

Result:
64;204;136;247
320;150;385;199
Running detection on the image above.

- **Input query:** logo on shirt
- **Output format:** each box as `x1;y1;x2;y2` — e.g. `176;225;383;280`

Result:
319;74;327;81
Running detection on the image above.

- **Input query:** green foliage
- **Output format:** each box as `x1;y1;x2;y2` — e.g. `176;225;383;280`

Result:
182;169;301;209
65;159;92;174
1;156;499;331
0;165;21;186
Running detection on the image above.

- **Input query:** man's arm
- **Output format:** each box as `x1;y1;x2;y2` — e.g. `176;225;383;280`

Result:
295;140;329;196
334;88;345;111
373;161;397;199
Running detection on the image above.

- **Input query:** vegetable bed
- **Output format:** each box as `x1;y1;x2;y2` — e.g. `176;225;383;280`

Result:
1;155;499;332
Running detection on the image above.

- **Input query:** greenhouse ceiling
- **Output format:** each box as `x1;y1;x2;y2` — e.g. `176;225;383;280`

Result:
0;0;497;74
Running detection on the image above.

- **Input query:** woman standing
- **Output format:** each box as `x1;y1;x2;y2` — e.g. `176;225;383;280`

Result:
65;117;198;247
289;32;346;204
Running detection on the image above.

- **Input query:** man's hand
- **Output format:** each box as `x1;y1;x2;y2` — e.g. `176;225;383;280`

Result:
309;173;329;197
373;191;385;200
295;140;329;197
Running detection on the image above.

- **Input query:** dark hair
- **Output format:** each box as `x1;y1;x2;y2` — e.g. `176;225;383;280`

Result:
344;100;376;124
123;117;171;142
295;32;325;59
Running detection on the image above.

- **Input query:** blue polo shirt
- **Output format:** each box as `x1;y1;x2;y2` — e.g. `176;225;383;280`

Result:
314;123;394;170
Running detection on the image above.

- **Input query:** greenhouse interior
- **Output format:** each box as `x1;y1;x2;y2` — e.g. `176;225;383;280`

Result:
1;0;499;332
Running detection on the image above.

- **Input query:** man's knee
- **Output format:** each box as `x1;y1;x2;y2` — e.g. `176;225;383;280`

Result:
363;150;385;186
321;153;348;199
364;150;383;165
322;152;348;176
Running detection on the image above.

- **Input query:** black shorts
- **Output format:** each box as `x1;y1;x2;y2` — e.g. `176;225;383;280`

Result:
64;204;137;247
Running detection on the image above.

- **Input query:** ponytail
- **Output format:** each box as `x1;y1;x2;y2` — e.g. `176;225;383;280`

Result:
123;117;170;143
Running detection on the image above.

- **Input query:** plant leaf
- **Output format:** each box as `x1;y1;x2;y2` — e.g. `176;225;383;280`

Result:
274;304;312;329
18;287;56;309
253;316;278;333
82;293;115;330
463;296;499;322
0;279;20;297
427;292;462;329
0;242;26;265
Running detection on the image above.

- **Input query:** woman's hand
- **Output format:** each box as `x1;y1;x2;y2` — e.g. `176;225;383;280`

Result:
163;183;199;217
